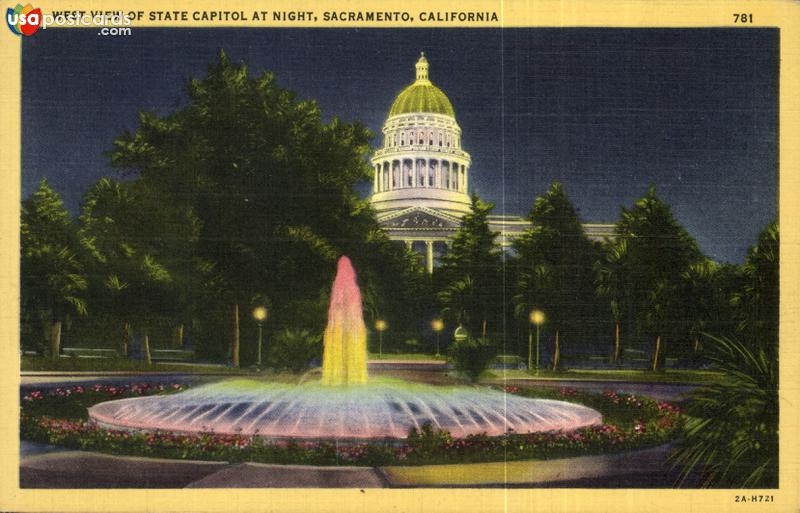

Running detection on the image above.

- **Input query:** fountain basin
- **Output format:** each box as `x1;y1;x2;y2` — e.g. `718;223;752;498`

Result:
89;378;602;440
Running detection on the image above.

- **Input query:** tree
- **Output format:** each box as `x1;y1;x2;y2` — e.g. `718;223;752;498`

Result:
437;194;502;336
677;260;719;357
106;51;421;360
732;221;778;357
595;239;628;363
438;276;476;328
512;182;600;369
671;223;778;488
612;186;704;365
78;178;192;360
21;179;88;358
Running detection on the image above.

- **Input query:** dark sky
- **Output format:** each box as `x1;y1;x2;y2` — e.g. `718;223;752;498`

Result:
22;28;778;263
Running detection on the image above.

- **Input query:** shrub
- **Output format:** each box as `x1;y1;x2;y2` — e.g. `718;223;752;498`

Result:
449;336;497;382
267;328;322;373
669;334;777;488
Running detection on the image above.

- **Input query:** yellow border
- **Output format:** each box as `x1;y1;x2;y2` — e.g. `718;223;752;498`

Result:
2;0;799;511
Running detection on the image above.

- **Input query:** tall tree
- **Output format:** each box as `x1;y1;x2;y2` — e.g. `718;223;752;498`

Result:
437;194;502;337
677;260;719;357
21;179;88;358
106;51;421;359
612;185;703;364
512;182;600;369
732;220;778;357
595;239;628;363
78;178;193;356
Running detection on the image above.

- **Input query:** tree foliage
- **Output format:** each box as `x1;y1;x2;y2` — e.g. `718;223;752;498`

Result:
671;334;777;488
732;221;778;356
21;179;88;354
610;186;703;363
512;183;601;364
24;51;427;360
437;194;502;336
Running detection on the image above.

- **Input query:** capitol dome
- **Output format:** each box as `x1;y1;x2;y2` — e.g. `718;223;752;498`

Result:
388;54;455;118
370;53;472;218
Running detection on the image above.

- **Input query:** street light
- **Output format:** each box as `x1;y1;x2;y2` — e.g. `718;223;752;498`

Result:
431;318;444;357
252;306;268;369
529;309;546;376
375;319;387;358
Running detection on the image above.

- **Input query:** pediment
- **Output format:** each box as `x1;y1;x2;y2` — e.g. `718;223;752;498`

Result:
378;207;462;229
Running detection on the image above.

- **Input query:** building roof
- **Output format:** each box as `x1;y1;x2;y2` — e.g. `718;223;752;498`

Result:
388;53;456;118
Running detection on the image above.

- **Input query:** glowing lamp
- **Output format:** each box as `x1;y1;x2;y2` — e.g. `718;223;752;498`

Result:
529;309;546;326
252;306;268;322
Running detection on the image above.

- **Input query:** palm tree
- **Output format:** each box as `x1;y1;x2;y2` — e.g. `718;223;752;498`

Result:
644;280;676;371
438;276;475;329
670;334;777;488
731;221;778;357
679;260;718;354
595;239;628;364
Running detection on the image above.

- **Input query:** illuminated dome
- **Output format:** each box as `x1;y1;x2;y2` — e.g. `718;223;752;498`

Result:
388;54;455;118
370;53;471;217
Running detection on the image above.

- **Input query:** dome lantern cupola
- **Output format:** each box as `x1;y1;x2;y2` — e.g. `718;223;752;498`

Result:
415;52;430;83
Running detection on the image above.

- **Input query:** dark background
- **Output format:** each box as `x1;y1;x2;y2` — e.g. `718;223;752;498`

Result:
22;27;778;263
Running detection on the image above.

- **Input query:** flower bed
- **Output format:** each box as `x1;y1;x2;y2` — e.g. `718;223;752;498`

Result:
20;382;681;467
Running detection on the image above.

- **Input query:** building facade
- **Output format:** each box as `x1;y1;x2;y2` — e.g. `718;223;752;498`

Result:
370;54;614;273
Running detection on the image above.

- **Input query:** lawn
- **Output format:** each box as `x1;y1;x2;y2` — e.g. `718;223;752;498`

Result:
368;353;447;361
21;356;249;374
490;368;725;384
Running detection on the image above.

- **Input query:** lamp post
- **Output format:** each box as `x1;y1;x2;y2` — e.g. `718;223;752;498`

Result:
375;319;387;358
252;306;268;369
529;309;546;376
431;318;444;357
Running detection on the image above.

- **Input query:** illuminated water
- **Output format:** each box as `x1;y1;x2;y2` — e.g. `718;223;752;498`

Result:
88;256;602;440
321;256;367;385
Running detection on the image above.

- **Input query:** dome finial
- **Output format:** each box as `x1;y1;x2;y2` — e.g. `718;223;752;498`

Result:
415;52;429;83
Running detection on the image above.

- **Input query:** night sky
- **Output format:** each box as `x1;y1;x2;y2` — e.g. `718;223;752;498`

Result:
22;28;778;263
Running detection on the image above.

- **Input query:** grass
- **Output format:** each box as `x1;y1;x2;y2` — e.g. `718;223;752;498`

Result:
368;352;447;361
20;356;249;374
488;368;726;384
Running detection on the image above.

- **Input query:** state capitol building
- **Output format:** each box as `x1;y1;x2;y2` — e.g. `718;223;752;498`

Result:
369;54;614;273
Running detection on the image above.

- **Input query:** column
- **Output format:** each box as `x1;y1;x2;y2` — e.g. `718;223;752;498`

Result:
405;240;412;251
464;164;468;192
425;240;434;274
374;164;379;192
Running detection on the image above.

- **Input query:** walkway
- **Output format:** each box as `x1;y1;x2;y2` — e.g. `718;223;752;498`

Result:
20;442;683;488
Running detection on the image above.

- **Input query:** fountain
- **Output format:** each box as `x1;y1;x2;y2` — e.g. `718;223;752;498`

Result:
321;257;367;385
89;256;601;440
